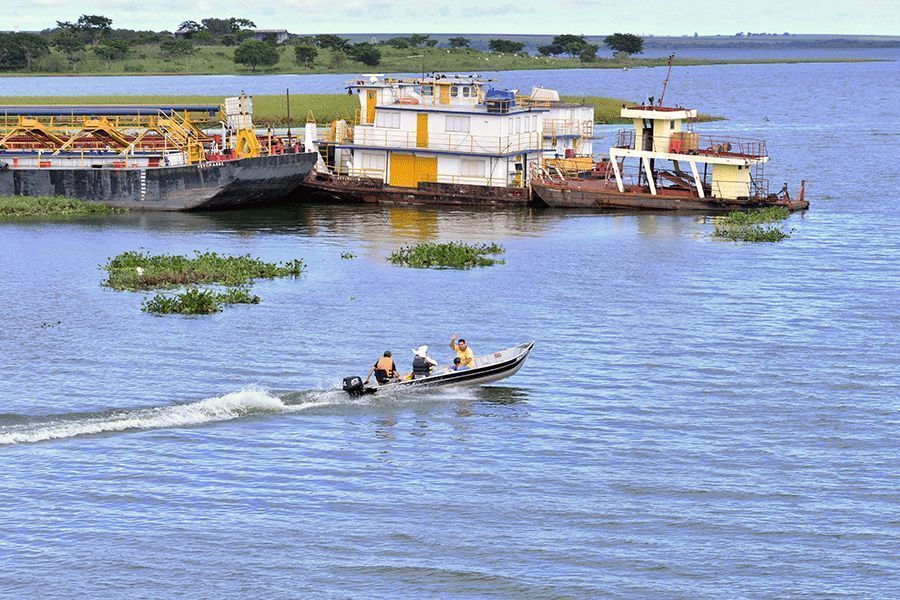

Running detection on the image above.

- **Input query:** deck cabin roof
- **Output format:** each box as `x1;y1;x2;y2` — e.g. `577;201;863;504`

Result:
621;106;698;120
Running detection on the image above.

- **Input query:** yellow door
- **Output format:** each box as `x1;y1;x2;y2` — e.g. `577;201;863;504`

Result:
365;90;376;124
416;113;428;148
390;153;417;187
389;154;438;188
415;155;437;184
438;84;450;105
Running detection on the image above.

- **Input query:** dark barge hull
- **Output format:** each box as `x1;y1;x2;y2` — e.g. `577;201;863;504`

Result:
532;179;809;212
297;171;530;206
0;152;318;211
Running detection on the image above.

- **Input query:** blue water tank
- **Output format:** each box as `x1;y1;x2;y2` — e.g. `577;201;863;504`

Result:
484;89;516;113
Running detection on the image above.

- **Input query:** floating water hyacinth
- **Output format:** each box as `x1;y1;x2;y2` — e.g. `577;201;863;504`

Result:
104;250;305;291
388;241;505;269
0;195;125;219
713;207;793;243
141;287;260;315
104;250;304;314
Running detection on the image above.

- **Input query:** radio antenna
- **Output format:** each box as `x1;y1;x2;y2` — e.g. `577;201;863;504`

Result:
658;53;676;107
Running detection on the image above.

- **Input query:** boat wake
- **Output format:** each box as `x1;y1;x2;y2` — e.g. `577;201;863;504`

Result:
0;387;348;446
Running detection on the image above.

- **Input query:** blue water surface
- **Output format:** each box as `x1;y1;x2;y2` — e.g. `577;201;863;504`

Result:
0;56;898;597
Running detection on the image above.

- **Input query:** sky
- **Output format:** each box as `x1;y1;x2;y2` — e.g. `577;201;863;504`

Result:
2;0;898;35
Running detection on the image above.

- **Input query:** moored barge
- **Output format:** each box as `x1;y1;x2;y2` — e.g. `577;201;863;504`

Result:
298;74;595;206
0;95;317;210
532;104;808;212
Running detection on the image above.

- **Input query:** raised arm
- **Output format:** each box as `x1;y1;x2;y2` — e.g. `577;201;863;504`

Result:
449;333;458;351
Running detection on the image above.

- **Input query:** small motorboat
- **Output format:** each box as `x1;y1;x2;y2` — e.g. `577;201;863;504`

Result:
342;341;534;396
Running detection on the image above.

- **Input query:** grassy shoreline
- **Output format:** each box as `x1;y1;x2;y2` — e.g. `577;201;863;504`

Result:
0;94;722;125
0;44;881;78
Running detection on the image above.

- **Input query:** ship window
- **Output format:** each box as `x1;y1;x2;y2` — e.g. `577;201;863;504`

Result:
461;159;484;177
462;86;471;97
446;115;470;133
378;111;401;128
362;153;386;170
421;85;433;96
670;121;675;129
450;86;459;97
508;118;514;134
516;117;521;133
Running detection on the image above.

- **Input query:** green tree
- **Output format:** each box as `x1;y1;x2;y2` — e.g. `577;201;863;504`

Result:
0;33;50;70
200;18;256;36
52;29;85;61
313;34;349;52
538;43;562;56
230;18;256;31
550;34;593;57
177;20;203;36
579;45;599;62
75;14;113;45
347;43;381;66
160;38;196;59
385;37;411;49
448;36;470;49
488;39;524;53
192;30;213;45
233;39;279;71
603;33;643;55
294;45;318;68
407;34;430;47
93;38;130;60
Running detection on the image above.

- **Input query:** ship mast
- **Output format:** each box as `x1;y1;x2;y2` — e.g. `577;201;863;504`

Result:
657;53;676;107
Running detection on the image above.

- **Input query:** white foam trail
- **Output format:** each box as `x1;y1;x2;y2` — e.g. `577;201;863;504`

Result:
0;388;332;446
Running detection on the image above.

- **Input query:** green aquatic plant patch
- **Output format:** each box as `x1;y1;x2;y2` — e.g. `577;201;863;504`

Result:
717;206;790;227
389;241;505;269
0;195;125;219
713;207;792;242
714;224;790;243
141;287;260;315
104;251;304;291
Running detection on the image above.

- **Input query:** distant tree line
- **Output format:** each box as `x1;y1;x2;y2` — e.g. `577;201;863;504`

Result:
0;16;649;73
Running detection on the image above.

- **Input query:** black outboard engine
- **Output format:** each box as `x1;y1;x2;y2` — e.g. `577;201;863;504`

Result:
343;375;376;397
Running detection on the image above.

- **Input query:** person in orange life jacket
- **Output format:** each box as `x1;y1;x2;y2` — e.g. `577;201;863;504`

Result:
450;334;474;368
411;345;438;379
365;350;400;385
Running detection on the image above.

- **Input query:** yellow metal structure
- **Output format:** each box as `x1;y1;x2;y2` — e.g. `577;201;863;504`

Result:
389;153;437;188
0;108;213;163
234;128;261;159
416;113;428;148
0;117;67;148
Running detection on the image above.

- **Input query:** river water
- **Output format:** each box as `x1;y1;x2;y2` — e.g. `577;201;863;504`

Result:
1;57;898;597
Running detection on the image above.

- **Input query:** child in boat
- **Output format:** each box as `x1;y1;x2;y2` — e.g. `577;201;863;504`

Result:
450;357;469;371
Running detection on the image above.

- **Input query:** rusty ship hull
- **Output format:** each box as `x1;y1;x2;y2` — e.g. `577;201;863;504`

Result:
531;178;809;212
297;171;530;206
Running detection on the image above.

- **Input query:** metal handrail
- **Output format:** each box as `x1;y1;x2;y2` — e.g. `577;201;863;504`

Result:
613;129;768;158
350;128;542;154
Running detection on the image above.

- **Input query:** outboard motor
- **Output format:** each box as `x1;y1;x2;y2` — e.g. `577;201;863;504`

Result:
343;375;376;397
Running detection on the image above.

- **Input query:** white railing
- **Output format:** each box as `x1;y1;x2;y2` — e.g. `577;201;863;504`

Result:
352;127;542;154
543;119;593;138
